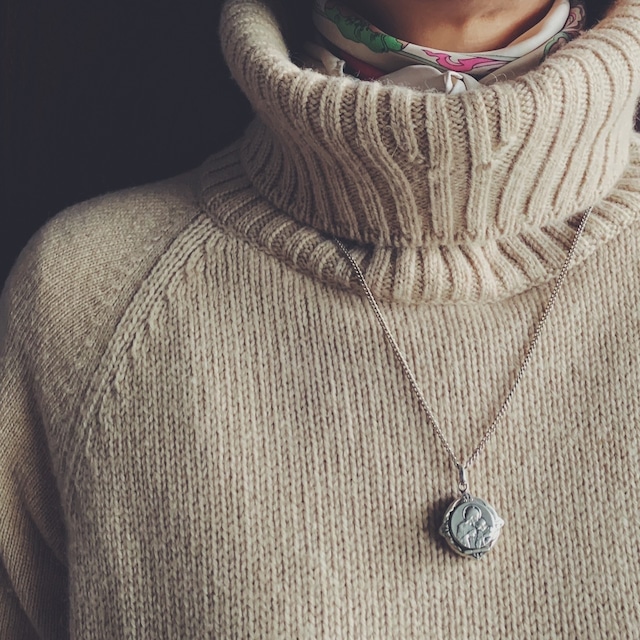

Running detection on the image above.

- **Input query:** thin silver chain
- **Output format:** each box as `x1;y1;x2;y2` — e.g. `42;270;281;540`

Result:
334;207;592;488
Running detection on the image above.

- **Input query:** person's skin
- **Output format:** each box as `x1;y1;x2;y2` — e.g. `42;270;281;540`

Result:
346;0;556;51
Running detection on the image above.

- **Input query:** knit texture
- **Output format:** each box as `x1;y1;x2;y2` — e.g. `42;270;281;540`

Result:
221;0;640;302
1;0;640;637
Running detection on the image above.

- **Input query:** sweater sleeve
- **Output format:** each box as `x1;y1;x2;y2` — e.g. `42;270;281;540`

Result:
0;264;69;639
0;170;201;639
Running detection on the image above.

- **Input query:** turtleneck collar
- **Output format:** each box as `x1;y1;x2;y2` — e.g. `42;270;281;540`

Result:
210;0;640;303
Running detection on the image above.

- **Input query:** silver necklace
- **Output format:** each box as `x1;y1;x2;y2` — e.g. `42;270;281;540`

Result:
334;207;592;559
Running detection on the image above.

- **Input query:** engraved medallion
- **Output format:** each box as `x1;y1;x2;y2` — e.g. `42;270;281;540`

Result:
439;494;504;559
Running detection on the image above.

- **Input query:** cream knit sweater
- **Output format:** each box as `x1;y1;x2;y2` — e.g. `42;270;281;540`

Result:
2;0;640;637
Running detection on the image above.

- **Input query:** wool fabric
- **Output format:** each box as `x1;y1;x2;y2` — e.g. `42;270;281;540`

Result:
2;0;640;637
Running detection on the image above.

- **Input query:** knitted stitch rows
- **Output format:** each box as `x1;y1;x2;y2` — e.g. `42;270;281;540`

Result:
218;0;640;302
1;0;640;637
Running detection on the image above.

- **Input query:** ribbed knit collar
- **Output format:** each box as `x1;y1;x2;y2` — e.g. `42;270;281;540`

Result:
212;0;640;303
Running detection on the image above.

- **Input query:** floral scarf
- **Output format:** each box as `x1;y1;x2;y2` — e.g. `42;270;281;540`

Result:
309;0;587;91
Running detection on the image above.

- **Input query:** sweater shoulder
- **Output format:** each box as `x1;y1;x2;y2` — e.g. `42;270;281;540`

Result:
1;168;207;413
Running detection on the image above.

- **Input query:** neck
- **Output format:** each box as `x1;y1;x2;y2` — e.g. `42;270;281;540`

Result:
346;0;555;51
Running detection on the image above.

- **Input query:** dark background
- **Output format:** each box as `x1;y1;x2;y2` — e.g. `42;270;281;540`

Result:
0;0;618;287
0;1;254;286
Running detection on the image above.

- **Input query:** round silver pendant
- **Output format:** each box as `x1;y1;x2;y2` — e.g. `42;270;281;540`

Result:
439;494;504;559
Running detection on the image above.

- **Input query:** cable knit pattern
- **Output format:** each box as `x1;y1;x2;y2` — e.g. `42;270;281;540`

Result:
1;0;640;638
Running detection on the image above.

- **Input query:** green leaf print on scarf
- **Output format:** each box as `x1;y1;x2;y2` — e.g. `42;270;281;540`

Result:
322;2;404;53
